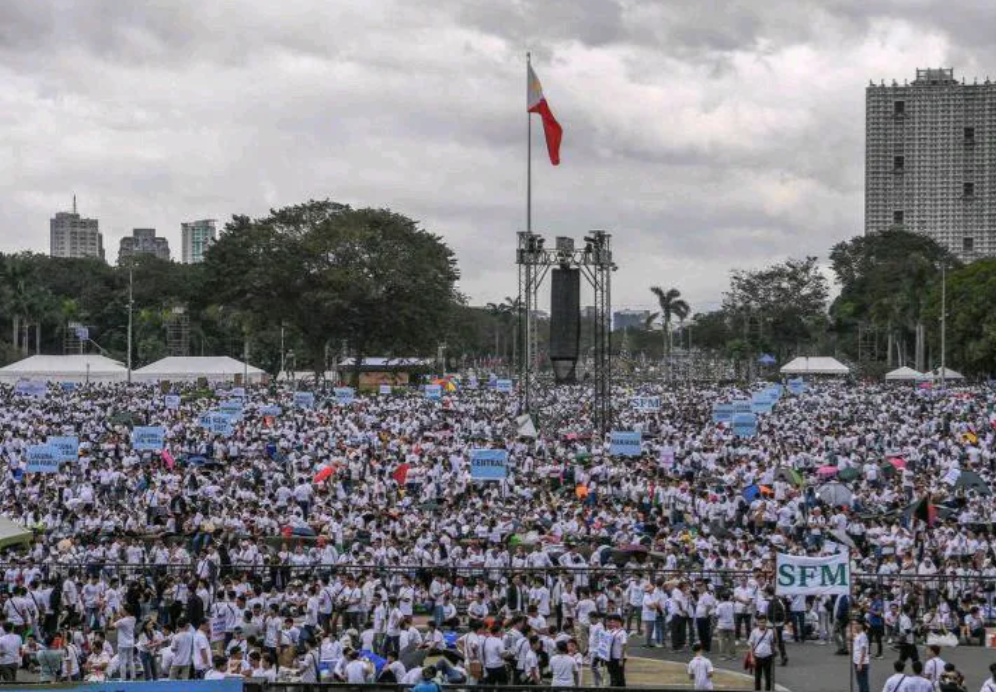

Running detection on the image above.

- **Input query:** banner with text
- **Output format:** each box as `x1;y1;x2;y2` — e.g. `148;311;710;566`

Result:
26;445;60;473
470;449;508;480
334;387;355;404
3;680;243;692
132;427;165;452
632;396;661;412
776;551;850;596
293;391;315;409
609;431;642;457
47;436;79;463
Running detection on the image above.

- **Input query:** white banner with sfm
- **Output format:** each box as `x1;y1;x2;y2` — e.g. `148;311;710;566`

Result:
775;551;851;596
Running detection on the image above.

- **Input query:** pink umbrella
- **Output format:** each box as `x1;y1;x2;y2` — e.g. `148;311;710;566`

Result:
817;465;838;477
888;458;907;469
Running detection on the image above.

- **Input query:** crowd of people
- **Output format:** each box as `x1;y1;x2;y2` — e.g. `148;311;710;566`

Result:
0;377;994;690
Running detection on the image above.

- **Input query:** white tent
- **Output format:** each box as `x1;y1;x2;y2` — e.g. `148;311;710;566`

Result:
779;356;850;376
927;366;965;381
884;366;925;381
132;356;266;383
0;355;127;383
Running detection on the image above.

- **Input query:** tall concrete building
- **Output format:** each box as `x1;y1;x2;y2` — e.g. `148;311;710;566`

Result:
866;68;996;260
181;219;217;263
49;199;104;260
118;228;170;264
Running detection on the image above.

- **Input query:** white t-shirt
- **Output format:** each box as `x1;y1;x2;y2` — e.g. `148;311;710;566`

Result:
115;616;136;648
687;656;714;691
550;653;577;686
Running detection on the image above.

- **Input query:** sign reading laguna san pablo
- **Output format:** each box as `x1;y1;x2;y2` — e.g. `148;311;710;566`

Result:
776;552;851;596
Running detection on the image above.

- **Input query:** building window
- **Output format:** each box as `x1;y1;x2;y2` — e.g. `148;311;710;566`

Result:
964;182;975;197
893;210;904;224
894;155;904;170
894;101;905;116
965;127;975;141
963;237;975;253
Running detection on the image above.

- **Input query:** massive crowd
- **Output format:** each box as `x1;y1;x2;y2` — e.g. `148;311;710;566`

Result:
0;377;994;690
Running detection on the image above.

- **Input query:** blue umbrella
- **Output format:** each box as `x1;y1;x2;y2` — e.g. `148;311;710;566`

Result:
758;354;776;365
742;484;761;501
187;455;208;466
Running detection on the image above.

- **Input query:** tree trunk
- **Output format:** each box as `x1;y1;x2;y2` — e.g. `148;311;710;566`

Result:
35;323;41;355
12;316;19;353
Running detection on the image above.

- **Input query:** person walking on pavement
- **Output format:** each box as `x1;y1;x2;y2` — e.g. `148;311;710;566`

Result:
851;620;870;692
747;615;775;692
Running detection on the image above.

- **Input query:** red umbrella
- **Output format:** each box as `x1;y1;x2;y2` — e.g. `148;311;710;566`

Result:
313;466;334;484
817;465;838;477
888;458;907;470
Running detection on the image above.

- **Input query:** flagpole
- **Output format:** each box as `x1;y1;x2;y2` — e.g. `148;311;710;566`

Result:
527;51;532;234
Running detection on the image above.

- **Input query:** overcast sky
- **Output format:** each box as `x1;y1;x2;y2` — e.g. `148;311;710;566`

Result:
1;1;991;313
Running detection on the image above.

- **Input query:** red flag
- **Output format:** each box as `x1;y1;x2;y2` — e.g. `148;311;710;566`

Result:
162;448;175;470
528;63;563;165
392;463;411;485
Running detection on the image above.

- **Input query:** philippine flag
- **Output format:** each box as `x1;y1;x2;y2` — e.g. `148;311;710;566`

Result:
528;64;563;165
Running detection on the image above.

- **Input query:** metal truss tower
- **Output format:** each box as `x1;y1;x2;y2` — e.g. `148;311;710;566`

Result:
516;230;615;434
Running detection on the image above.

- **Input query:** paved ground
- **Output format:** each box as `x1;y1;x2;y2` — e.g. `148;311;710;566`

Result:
640;638;996;692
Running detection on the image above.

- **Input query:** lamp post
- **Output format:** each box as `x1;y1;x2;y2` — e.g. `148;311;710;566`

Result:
126;267;133;384
940;262;947;386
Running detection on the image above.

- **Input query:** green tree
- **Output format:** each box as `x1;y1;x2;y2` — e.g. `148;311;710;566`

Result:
922;259;996;376
204;200;460;382
723;256;828;361
829;229;957;366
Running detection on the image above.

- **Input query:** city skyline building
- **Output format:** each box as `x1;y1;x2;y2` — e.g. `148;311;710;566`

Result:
49;197;104;261
118;227;170;264
181;219;217;264
866;67;996;259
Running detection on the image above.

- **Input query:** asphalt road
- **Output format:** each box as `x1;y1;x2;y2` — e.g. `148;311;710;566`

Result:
645;639;996;692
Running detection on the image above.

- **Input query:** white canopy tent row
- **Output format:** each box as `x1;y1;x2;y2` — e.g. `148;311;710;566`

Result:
0;355;127;384
779;356;850;376
927;366;966;381
131;356;266;383
884;366;925;381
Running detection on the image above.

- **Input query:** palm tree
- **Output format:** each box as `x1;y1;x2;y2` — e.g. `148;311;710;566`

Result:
650;286;690;371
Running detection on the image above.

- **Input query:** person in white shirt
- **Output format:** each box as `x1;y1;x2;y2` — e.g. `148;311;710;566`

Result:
550;640;579;687
715;592;736;660
606;614;628;688
640;584;660;647
851;620;870;692
881;658;908;692
687;643;714;691
922;644;946;686
344;651;370;683
114;605;138;680
747;616;775;692
0;626;22;682
980;662;996;692
169;619;194;680
901;660;934;692
192;621;212;678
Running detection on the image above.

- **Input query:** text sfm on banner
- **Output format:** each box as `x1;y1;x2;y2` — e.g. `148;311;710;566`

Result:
776;551;851;596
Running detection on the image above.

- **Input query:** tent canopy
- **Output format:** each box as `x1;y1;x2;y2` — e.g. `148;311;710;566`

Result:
0;517;33;549
780;357;849;376
885;366;925;381
927;367;965;380
132;357;265;383
0;354;127;384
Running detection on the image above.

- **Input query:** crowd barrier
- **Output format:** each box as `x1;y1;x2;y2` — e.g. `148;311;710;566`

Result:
0;684;750;692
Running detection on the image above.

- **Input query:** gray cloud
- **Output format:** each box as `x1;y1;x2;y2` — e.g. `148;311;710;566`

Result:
0;0;984;315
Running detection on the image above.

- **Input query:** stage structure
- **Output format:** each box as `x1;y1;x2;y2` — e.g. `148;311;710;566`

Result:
516;230;614;433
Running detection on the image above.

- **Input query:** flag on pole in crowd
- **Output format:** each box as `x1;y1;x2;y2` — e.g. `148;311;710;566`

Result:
162;447;175;470
392;463;411;485
516;413;538;438
528;63;563;165
913;494;937;527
